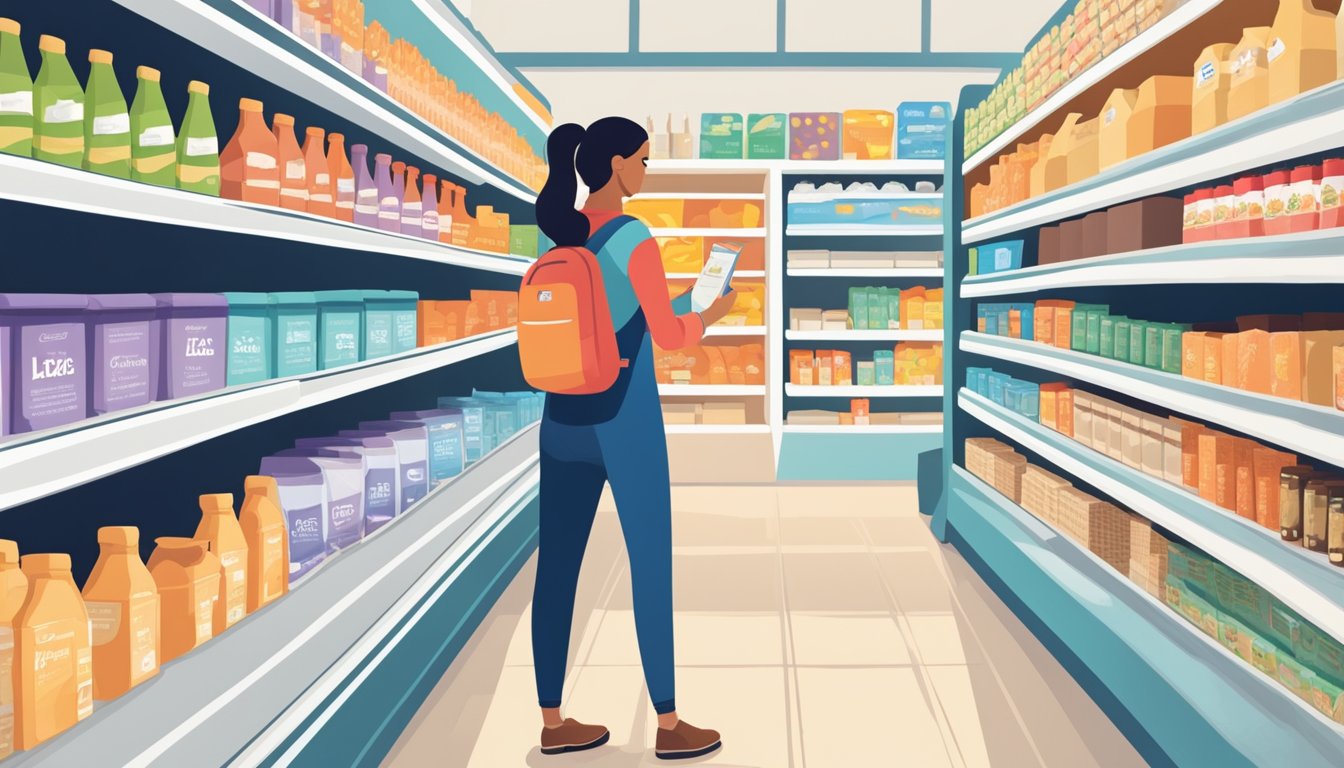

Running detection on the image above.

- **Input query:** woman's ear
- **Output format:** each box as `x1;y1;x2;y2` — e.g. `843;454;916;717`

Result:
610;154;625;174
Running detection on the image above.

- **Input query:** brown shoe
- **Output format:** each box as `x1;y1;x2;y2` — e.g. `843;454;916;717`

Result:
655;720;722;761
540;718;610;755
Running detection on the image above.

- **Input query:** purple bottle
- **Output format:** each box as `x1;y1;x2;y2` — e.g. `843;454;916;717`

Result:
0;294;89;435
421;173;440;241
351;143;378;229
374;153;401;233
271;0;292;30
363;54;388;94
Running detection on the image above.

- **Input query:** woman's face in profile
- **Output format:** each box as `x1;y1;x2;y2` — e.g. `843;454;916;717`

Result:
613;140;651;197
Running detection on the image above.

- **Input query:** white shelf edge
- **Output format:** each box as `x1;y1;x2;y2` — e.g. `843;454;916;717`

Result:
784;384;943;398
785;329;944;342
658;385;767;396
703;326;768;337
664;424;772;434
957;388;1344;643
783;424;943;434
786;226;944;237
665;270;767;279
0;330;519;512
961;0;1225;173
113;0;537;200
787;267;943;278
0;155;534;275
649;227;768;238
648;159;945;174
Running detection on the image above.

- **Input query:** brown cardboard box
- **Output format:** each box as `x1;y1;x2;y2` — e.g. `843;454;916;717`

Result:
1267;0;1339;107
1140;413;1167;479
1304;331;1344;406
662;403;702;425
1233;438;1257;521
1162;419;1183;485
1081;211;1110;258
1222;331;1240;388
1105;402;1124;461
1202;332;1227;385
1335;345;1344;410
1022;465;1071;525
1039;226;1061;265
1060;218;1085;263
1197;430;1236;509
1182;332;1205;379
1106;197;1183;253
1228;27;1274;121
1074;392;1095;449
1302;312;1344;331
1192;43;1237;134
701;402;748;425
1237;329;1273;394
1174;417;1205;490
1066;116;1101;186
1120;407;1144;469
1098;88;1139;171
1128;76;1193;157
1237;314;1302;332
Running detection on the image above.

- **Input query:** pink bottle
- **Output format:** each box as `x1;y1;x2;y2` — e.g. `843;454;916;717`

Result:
421;173;440;241
374;153;400;233
401;166;423;237
351;143;377;228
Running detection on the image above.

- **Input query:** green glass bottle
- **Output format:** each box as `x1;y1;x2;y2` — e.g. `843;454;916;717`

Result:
33;35;84;168
83;49;131;178
0;17;32;157
176;80;219;195
129;65;175;187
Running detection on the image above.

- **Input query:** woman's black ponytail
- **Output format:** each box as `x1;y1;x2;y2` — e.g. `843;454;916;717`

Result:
536;123;589;248
537;117;650;248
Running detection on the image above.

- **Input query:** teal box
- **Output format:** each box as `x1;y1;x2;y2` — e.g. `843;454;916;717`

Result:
873;350;895;385
509;224;540;258
1114;318;1131;361
223;292;273;386
314;290;365;370
268;292;318;377
868;288;889;330
1128;321;1148;366
849;287;869;330
1085;310;1106;355
856;361;875;386
363;290;419;359
1144;324;1164;370
1162;324;1188;374
437;396;485;463
700;113;745;159
746;113;787;159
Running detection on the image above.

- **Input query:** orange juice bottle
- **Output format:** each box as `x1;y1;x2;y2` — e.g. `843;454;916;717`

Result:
0;541;28;759
81;527;159;700
220;98;280;206
194;495;248;635
327;131;355;221
147;539;219;664
272;113;307;212
14;554;92;750
303;126;335;218
240;476;289;612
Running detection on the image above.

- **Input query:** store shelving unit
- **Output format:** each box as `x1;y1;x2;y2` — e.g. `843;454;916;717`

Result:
787;267;943;278
785;384;942;398
658;385;767;397
0;154;535;275
782;424;942;435
785;224;944;237
785;329;942;342
941;1;1344;764
649;227;769;238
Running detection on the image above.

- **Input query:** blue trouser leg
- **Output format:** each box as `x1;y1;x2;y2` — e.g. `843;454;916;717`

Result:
532;424;607;710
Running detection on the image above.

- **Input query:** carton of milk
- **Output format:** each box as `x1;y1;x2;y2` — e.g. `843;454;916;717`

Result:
897;102;952;160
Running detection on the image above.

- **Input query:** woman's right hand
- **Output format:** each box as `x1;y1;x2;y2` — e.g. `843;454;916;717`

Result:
699;290;738;329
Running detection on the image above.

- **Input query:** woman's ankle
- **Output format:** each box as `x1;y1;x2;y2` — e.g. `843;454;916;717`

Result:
542;707;565;728
656;711;680;731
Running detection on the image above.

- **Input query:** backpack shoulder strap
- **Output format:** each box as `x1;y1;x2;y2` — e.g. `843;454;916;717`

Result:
585;214;637;256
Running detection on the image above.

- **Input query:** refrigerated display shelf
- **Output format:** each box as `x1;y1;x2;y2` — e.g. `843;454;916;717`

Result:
110;0;538;199
959;331;1344;465
960;229;1344;297
785;225;944;237
786;267;943;278
0;154;536;275
7;427;540;767
782;424;942;434
785;329;943;342
649;159;945;174
962;79;1344;244
785;384;943;398
664;424;771;435
649;228;768;238
960;0;1223;174
948;465;1344;766
658;385;767;397
957;388;1344;642
0;329;518;513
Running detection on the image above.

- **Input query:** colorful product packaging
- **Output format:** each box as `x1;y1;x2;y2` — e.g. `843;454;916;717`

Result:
789;112;840;160
256;457;328;581
0;293;89;434
223;292;273;386
746;113;787;159
0;18;33;158
313;290;364;369
346;422;430;509
270;451;365;553
700;113;744;159
268;292;318;377
150;293;227;401
389;409;465;483
86;294;155;416
897;102;951;160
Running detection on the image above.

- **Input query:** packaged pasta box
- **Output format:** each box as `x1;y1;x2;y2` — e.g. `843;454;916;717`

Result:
746;113;786;159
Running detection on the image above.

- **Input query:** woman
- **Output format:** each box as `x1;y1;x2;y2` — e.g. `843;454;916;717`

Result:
531;117;736;760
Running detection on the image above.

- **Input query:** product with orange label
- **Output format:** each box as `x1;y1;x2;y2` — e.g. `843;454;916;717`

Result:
1228;27;1274;122
147;538;219;664
436;179;454;243
14;553;92;750
1267;0;1338;107
81;526;159;701
1098;88;1137;171
326;132;354;221
1226;175;1266;239
221;98;280;206
1037;115;1081;194
240;476;291;612
0;541;25;759
841;110;894;160
302;127;334;217
272;113;307;212
1027;133;1055;199
1065;115;1100;186
1127;75;1192;158
195;494;249;634
1286;164;1322;233
1191;43;1235;135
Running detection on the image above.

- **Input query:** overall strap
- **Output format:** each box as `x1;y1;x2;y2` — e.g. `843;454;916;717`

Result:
585;214;636;255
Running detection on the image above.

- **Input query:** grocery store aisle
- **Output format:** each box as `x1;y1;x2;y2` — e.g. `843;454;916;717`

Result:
383;485;1144;767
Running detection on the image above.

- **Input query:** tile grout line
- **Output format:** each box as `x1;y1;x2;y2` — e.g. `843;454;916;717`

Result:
856;516;967;768
775;490;807;768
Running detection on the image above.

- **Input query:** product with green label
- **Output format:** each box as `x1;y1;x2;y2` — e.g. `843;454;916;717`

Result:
130;66;175;187
746;113;786;159
33;35;84;167
0;17;32;157
83;49;130;178
176;80;219;195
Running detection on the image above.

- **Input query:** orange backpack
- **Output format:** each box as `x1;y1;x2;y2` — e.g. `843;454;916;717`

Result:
517;217;632;394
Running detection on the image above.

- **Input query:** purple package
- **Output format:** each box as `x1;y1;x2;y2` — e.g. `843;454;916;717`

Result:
373;153;400;233
86;294;155;417
0;322;7;438
272;449;365;553
363;56;388;93
351;144;377;229
789;112;842;160
258;456;328;582
0;294;90;434
271;0;292;30
342;423;429;510
151;293;227;402
242;0;272;17
295;435;400;533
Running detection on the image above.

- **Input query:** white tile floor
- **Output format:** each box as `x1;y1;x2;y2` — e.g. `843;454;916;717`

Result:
383;485;1147;767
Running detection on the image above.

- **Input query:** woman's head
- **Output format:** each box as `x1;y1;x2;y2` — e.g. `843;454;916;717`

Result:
536;117;650;247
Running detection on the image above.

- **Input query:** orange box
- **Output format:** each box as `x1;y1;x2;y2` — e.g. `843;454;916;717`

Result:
1222;331;1240;388
1035;305;1055;346
1197;431;1234;509
1237;329;1273;394
833;349;853;386
1055;306;1074;350
790;350;814;385
416;300;445;346
1127;76;1193;158
1304;331;1344;406
1182;332;1205;379
1202;333;1226;384
436;300;471;341
1335;345;1344;410
1098;87;1139;171
1253;446;1298;531
1233;438;1256;521
1271;331;1305;400
1057;387;1075;437
1175;418;1205;490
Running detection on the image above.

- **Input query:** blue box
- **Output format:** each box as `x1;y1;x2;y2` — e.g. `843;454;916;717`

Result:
873;351;895;386
897;101;951;160
978;240;1024;275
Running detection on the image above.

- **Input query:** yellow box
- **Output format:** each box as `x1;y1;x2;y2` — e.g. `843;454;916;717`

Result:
1066;116;1101;186
1228;27;1274;122
1267;0;1339;107
1037;115;1085;194
1128;75;1193;158
1098;88;1138;171
1192;43;1236;135
623;198;684;229
841;110;895;160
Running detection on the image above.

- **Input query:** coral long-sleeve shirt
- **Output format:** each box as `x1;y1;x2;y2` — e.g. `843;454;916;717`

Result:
584;209;705;350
